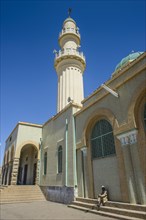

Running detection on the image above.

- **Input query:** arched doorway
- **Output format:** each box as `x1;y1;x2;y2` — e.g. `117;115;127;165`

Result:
17;144;38;185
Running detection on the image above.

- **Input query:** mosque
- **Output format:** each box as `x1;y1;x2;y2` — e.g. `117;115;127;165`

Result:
2;14;146;205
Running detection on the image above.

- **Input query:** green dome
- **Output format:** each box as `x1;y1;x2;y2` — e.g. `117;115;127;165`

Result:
115;52;144;71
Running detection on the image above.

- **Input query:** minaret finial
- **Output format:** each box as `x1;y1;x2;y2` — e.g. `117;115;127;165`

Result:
68;8;72;17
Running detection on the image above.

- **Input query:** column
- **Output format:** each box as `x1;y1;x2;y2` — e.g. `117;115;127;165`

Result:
81;146;88;198
35;159;40;185
129;130;146;205
77;149;84;197
117;130;138;204
117;129;146;204
10;158;20;185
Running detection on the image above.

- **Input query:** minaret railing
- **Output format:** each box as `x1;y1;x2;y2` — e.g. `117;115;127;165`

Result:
55;49;85;62
59;27;80;38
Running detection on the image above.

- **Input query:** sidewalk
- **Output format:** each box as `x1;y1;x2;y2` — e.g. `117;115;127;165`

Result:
1;201;116;220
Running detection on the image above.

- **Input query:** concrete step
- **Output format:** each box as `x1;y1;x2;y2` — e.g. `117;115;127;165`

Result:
0;196;45;200
106;201;146;212
100;206;146;219
0;185;46;204
76;197;146;212
0;195;44;200
1;191;43;195
0;198;46;204
1;194;44;198
0;197;45;201
76;197;97;204
5;186;40;190
68;204;143;220
71;198;146;220
72;201;95;209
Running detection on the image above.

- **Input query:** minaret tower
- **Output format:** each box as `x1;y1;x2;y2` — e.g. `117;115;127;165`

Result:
54;12;86;112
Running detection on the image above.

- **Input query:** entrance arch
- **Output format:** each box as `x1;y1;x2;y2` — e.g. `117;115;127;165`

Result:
17;144;38;185
82;109;121;201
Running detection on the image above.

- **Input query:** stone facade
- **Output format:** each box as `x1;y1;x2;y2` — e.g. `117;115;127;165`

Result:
74;53;146;204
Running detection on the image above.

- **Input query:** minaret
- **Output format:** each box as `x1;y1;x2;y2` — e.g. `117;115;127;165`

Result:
54;13;86;112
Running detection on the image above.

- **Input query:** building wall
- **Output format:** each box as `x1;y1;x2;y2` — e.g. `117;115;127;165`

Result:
40;104;80;203
92;156;121;201
75;54;146;204
15;123;42;158
40;105;80;186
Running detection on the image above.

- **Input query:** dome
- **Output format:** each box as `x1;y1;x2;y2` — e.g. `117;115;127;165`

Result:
115;52;144;71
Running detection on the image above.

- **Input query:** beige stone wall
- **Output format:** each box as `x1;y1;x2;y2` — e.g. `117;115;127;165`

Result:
40;105;79;187
5;125;18;153
75;53;146;203
15;123;42;158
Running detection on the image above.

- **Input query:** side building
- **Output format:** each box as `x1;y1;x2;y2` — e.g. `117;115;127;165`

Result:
2;122;42;186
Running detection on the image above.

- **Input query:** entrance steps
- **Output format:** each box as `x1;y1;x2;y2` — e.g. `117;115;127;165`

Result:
68;197;146;220
0;185;46;204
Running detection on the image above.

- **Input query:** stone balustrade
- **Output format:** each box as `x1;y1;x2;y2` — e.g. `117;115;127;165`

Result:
54;49;85;63
59;28;80;38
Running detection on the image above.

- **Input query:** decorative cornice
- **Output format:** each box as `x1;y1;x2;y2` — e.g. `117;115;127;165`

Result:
74;58;146;117
81;52;146;105
116;129;138;146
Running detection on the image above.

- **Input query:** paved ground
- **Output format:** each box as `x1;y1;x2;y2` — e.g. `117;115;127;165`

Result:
0;201;116;220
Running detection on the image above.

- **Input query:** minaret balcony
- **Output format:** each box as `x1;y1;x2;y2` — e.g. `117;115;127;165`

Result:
54;49;86;65
59;27;80;39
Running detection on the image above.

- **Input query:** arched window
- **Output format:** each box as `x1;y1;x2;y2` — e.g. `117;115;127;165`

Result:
44;152;47;175
144;103;146;130
58;146;62;173
91;119;116;159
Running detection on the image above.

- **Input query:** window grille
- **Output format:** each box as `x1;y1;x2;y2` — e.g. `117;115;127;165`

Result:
58;146;62;173
44;152;47;175
91;119;116;159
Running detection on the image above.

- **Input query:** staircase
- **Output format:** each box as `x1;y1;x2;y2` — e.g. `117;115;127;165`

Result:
68;197;146;220
0;185;46;204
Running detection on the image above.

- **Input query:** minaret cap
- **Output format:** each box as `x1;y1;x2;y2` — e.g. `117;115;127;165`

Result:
63;8;76;26
63;17;76;26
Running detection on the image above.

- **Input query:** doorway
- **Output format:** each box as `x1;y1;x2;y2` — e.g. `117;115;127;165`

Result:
18;144;38;185
23;164;28;184
33;163;37;184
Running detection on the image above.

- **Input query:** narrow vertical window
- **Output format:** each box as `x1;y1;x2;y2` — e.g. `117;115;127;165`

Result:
58;146;62;173
44;152;47;175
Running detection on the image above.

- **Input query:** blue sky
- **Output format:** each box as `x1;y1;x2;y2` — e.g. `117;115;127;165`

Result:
1;0;145;165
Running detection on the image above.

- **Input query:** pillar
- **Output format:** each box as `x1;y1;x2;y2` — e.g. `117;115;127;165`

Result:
35;159;40;185
77;149;84;197
10;158;20;185
81;146;88;198
117;129;146;204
